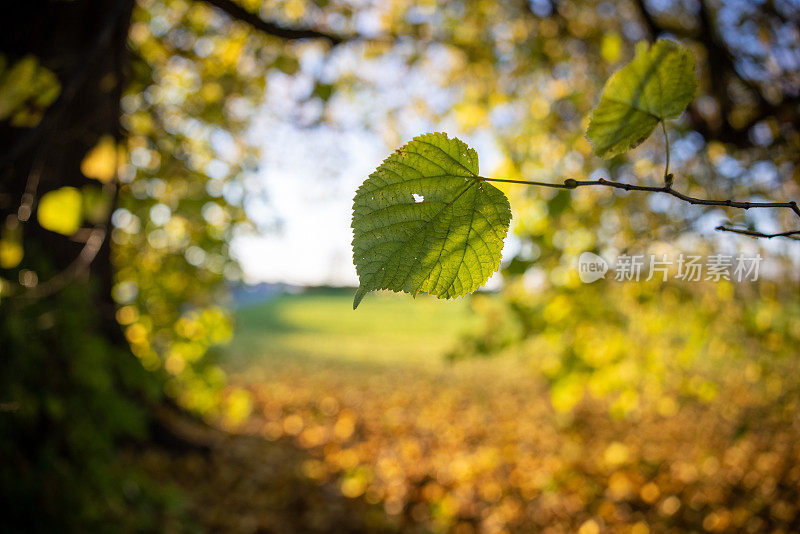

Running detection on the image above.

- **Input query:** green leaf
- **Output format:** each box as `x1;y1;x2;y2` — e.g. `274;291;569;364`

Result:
587;39;697;158
0;54;61;127
351;133;511;309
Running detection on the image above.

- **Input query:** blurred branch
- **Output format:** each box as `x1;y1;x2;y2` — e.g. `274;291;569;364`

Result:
199;0;350;44
479;176;800;240
17;226;108;300
699;0;800;137
633;0;800;148
634;0;665;41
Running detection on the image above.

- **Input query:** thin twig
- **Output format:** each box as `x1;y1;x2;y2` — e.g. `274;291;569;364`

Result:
714;226;800;240
478;176;800;240
480;176;799;213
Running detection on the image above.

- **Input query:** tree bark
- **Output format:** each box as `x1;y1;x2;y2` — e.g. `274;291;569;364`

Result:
0;0;133;308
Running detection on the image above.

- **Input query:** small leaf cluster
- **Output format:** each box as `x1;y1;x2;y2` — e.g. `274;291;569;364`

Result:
0;54;60;127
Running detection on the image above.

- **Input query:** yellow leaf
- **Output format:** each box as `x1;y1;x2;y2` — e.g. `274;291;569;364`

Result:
80;135;118;182
0;238;23;269
284;0;306;19
37;187;82;235
601;32;622;63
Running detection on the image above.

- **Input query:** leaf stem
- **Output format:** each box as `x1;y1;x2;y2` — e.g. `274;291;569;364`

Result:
476;177;574;189
661;120;670;184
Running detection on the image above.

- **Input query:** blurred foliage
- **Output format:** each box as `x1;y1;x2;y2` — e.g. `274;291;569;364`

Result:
1;0;798;531
0;250;187;530
0;54;60;127
112;0;257;416
453;279;800;415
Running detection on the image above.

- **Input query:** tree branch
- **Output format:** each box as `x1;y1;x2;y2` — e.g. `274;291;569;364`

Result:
633;0;800;149
714;225;800;240
478;176;800;240
634;0;660;41
198;0;348;44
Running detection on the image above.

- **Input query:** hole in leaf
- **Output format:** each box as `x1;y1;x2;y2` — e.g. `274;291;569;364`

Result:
412;193;424;203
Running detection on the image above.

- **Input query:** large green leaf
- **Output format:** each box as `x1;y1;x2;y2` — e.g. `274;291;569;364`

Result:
587;39;697;158
351;133;511;309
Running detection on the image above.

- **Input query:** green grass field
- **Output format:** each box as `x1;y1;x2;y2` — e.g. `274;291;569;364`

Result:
223;288;482;374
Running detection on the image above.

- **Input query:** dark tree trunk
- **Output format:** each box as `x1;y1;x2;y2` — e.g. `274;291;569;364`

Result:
0;3;210;528
0;0;133;315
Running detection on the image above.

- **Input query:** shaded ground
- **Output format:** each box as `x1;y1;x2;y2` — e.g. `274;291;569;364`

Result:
134;409;398;533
